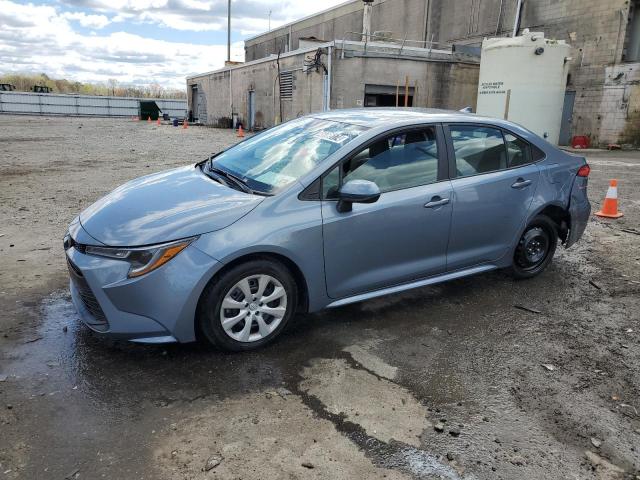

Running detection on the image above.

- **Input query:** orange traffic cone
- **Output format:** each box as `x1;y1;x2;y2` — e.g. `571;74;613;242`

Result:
147;116;151;123
237;125;245;138
182;119;188;129
156;118;161;126
595;179;623;218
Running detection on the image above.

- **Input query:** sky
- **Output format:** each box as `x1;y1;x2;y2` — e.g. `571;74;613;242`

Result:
0;0;347;90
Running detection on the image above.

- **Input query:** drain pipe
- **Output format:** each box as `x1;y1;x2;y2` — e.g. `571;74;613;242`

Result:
326;43;332;111
362;0;373;41
512;0;523;37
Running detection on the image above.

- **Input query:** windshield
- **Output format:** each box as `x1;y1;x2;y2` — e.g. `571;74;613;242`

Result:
209;117;367;194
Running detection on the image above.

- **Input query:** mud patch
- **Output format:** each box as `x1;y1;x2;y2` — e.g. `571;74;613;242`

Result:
153;392;410;480
300;357;429;446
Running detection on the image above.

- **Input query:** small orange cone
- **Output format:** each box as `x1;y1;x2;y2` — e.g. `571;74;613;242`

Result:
147;116;151;123
156;118;161;126
595;179;623;218
182;118;188;129
237;125;245;138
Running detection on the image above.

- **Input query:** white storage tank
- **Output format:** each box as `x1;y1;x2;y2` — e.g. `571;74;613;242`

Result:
476;30;571;145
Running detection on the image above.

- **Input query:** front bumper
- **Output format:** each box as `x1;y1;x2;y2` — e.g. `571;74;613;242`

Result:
65;241;221;343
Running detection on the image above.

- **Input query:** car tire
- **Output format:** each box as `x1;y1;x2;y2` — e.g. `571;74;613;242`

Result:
511;215;558;280
197;259;298;351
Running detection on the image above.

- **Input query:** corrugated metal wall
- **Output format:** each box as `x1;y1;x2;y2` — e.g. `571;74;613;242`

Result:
0;92;187;118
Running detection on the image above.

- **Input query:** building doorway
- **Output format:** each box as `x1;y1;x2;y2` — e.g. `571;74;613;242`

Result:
248;90;256;130
559;91;575;146
364;84;414;107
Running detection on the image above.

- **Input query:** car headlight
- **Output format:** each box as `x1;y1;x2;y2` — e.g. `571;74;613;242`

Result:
84;237;197;278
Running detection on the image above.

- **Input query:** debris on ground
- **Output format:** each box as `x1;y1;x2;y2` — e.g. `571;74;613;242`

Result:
434;422;445;433
589;280;602;290
301;462;315;469
591;437;602;448
541;364;556;372
514;305;542;314
449;427;461;437
204;454;223;471
22;336;42;344
64;469;80;480
584;451;624;477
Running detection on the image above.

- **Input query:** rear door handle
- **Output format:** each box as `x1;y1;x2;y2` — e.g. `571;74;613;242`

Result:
511;178;532;189
424;197;450;208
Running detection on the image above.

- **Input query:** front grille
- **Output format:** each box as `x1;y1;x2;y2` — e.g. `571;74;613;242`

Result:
67;258;109;332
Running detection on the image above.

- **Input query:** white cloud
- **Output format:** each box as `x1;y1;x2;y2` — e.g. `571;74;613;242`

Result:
62;11;111;29
0;0;244;89
58;0;349;32
0;0;349;90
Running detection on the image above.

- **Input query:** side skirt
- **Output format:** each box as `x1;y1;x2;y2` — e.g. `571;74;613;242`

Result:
326;264;497;308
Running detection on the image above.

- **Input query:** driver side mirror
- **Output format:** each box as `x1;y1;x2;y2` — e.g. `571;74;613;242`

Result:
336;180;381;213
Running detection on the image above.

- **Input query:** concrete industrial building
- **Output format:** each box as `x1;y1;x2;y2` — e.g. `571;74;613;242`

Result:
188;0;640;146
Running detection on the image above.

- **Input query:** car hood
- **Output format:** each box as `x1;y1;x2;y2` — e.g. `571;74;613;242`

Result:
79;165;264;246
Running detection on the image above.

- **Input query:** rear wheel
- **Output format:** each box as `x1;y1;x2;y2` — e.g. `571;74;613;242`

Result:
511;215;558;279
198;259;297;351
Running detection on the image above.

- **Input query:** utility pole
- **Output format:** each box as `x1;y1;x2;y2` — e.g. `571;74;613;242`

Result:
268;10;272;31
227;0;231;62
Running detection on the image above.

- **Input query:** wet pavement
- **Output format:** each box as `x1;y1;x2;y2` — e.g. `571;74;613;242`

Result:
1;117;639;479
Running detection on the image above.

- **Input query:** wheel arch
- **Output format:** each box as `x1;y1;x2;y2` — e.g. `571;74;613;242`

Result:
197;250;310;316
530;202;570;244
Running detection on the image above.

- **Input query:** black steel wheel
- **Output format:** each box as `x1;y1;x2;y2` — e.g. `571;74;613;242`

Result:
511;215;558;279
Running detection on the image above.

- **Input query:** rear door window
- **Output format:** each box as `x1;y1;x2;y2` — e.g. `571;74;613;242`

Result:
504;133;532;167
449;125;507;177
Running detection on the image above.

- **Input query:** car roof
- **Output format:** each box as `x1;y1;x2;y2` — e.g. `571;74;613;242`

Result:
308;107;491;128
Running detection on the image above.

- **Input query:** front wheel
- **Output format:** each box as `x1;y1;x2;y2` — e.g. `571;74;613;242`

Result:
198;259;297;351
511;215;558;279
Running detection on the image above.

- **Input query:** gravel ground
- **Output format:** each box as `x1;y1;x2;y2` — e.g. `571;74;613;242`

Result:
0;115;638;480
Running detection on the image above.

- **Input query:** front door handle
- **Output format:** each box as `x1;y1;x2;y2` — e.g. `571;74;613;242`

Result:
424;196;450;208
511;178;532;189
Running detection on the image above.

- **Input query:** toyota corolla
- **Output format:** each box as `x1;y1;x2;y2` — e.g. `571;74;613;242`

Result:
63;109;591;350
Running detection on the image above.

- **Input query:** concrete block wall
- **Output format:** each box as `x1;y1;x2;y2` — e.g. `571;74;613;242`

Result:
600;62;640;145
245;0;430;62
189;47;480;129
430;0;631;144
211;0;636;143
188;50;326;129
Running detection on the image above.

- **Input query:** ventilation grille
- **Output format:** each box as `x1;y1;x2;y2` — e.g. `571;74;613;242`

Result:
279;71;293;99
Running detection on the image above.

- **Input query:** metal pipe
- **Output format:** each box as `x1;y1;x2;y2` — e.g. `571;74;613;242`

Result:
326;44;332;111
227;0;231;62
362;2;372;42
495;0;504;35
423;0;431;43
229;68;233;124
404;75;409;107
512;0;523;37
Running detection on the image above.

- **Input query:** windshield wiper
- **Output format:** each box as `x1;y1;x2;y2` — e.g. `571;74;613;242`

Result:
208;164;253;194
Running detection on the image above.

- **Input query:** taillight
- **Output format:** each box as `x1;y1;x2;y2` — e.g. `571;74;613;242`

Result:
577;164;590;177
